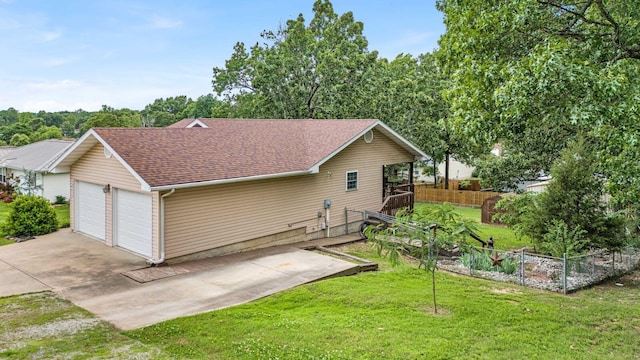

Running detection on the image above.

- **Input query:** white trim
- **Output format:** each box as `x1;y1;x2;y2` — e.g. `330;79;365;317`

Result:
186;119;209;128
49;129;152;192
311;121;429;170
150;169;315;191
345;170;358;191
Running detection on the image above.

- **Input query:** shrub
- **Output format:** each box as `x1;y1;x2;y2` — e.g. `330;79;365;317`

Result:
0;182;16;203
1;195;59;237
54;195;67;205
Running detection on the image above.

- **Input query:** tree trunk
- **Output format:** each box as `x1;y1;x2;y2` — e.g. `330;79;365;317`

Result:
444;152;450;190
433;162;438;188
432;269;437;314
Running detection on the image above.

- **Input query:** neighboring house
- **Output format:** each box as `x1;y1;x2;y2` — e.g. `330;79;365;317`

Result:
51;119;428;263
415;157;475;183
0;139;73;203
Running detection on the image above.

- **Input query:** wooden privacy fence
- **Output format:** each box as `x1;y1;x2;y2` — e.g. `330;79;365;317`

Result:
414;184;502;207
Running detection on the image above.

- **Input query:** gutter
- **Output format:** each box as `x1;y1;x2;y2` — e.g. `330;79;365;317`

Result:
150;169;315;192
147;188;175;265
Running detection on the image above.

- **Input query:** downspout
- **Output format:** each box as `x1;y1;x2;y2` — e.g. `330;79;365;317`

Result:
147;188;175;265
325;206;330;238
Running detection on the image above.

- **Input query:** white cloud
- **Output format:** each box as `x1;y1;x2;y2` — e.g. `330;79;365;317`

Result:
39;55;79;67
149;13;182;29
41;29;62;41
26;79;82;90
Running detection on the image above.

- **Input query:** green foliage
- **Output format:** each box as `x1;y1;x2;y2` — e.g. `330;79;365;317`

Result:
30;125;63;142
542;220;587;258
366;204;479;313
140;95;194;127
9;133;30;146
437;0;640;206
54;195;67;205
495;139;625;252
459;251;517;275
213;0;378;120
1;195;59;237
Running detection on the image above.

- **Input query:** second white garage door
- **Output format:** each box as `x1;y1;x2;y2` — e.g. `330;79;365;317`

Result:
115;189;152;258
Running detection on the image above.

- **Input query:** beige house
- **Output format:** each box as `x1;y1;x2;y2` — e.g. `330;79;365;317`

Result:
52;119;427;263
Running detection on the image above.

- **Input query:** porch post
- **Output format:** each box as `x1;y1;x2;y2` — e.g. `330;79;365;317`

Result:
409;162;414;185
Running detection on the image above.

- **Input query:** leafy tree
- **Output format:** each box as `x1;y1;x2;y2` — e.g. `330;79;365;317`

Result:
81;107;138;133
496;138;625;253
436;0;640;205
1;195;59;237
212;0;378;119
9;133;30;146
30;126;63;142
141;96;192;127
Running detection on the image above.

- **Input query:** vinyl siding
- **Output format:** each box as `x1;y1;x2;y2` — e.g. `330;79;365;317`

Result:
164;130;413;258
42;173;70;203
70;143;159;256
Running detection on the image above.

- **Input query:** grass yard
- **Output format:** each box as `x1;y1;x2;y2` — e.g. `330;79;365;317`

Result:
127;244;640;359
2;244;639;359
415;202;530;250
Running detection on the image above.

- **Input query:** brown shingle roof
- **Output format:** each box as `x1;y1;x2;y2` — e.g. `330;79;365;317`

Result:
94;119;378;188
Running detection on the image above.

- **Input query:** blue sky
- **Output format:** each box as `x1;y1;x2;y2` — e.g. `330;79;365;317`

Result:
0;0;445;112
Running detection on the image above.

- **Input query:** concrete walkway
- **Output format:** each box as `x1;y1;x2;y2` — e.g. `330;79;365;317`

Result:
0;229;358;330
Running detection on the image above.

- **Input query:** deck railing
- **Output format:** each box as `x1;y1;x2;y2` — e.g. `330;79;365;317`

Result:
380;189;414;216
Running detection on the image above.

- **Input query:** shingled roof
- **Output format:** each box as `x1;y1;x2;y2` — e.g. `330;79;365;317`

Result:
0;139;73;172
53;119;427;191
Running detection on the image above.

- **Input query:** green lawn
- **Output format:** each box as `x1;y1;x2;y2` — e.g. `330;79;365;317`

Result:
2;244;639;359
0;201;70;246
127;245;639;359
415;202;530;250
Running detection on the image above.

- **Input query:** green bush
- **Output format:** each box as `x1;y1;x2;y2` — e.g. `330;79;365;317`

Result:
1;195;59;237
54;195;67;205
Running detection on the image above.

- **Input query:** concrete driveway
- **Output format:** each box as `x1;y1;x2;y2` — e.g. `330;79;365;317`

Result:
0;229;358;330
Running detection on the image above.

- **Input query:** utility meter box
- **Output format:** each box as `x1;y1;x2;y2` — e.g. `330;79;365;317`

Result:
323;199;331;209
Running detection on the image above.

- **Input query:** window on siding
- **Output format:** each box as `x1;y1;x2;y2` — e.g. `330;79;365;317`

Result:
346;171;358;191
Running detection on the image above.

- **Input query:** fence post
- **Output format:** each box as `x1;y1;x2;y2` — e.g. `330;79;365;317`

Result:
591;254;595;281
562;253;567;295
521;248;525;286
612;251;615;272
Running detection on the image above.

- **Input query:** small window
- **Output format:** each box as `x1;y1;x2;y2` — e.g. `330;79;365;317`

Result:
346;171;358;191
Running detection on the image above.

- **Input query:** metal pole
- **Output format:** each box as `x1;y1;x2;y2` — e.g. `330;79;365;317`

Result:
344;207;348;235
562;253;567;294
521;248;525;286
612;251;615;272
470;248;474;276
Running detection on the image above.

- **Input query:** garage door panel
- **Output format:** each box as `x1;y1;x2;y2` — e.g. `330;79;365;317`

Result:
116;189;152;257
76;182;105;240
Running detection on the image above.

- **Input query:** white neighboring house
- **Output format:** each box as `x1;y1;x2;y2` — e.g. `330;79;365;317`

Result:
0;139;74;203
415;157;475;183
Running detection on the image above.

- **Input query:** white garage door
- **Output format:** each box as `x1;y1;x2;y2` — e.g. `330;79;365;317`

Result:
76;181;106;240
115;189;152;257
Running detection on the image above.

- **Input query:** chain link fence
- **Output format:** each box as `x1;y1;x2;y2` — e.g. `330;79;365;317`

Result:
439;245;640;293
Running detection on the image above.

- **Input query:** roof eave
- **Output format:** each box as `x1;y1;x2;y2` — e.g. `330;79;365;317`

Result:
150;169;316;192
310;120;429;170
49;129;152;192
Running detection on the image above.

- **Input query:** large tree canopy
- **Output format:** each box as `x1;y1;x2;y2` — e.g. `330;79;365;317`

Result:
212;0;379;119
437;0;640;204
